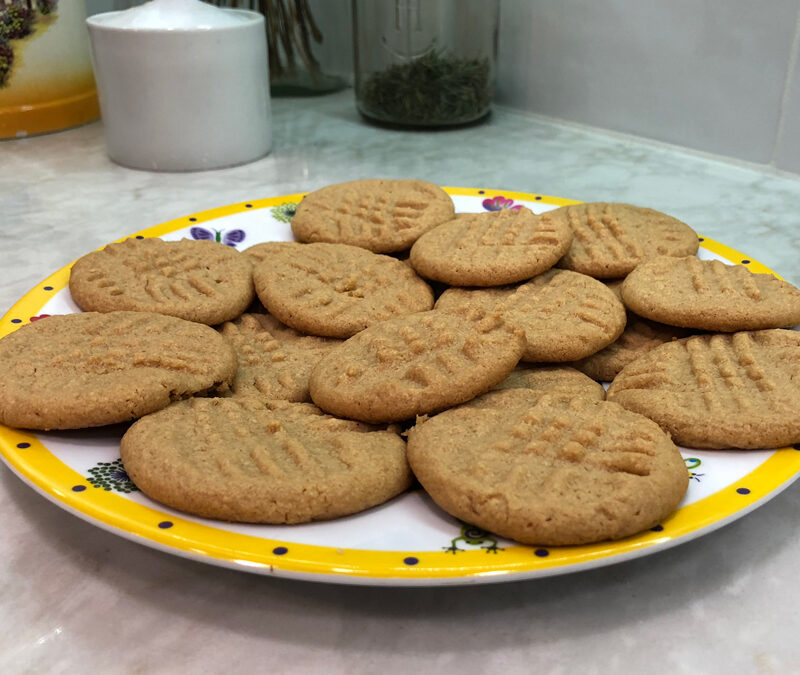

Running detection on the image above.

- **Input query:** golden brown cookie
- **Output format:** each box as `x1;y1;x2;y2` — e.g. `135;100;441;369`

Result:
407;390;689;545
409;208;573;286
435;269;626;362
572;312;694;381
290;179;455;253
250;242;434;338
547;203;699;278
493;365;606;401
69;237;254;325
218;313;342;402
606;330;800;449
620;256;800;331
309;309;525;423
121;397;411;523
0;312;237;430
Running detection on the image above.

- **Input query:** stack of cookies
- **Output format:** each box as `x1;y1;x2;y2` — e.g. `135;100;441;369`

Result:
2;179;799;549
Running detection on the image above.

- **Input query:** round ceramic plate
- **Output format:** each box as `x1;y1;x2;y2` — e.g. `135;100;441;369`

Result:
2;187;799;587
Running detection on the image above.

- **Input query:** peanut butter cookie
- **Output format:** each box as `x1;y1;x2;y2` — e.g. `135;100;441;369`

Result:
218;313;342;402
251;242;434;338
121;396;411;523
0;312;237;430
493;365;606;401
69;237;254;325
547;203;699;278
309;309;525;423
290;179;455;253
573;312;694;382
435;269;626;362
407;390;688;545
606;330;800;449
620;256;800;331
409;208;573;286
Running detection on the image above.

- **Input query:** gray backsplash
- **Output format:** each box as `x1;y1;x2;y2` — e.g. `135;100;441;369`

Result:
496;0;800;172
86;0;800;173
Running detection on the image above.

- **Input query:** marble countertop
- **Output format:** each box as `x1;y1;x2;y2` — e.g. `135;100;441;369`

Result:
2;91;800;673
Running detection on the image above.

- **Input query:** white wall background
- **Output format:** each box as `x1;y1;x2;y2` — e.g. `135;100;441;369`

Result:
496;0;800;173
85;0;800;173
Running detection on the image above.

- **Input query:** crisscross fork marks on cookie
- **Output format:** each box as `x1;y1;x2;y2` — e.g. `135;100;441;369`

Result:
313;190;431;238
605;360;675;392
685;333;777;414
283;257;387;300
554;408;657;477
50;315;225;377
258;370;297;394
491;405;571;455
254;242;432;335
310;309;523;423
360;320;471;386
512;274;622;332
392;199;429;228
141;274;221;305
194;399;347;480
573;304;621;333
484;396;656;479
586;428;658;477
568;204;643;263
448;216;559;253
731;332;776;391
654;230;695;254
219;315;339;400
130;353;211;376
81;271;125;296
81;311;156;338
292;180;454;252
260;404;377;476
114;243;204;277
688;257;762;300
725;265;764;301
70;238;253;324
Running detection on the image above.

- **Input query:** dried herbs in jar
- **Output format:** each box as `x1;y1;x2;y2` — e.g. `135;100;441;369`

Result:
353;0;498;128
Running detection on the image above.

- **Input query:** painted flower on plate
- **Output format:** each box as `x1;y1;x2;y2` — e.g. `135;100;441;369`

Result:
482;195;522;212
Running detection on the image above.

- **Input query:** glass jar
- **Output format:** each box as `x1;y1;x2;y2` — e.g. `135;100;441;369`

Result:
164;0;348;96
352;0;499;127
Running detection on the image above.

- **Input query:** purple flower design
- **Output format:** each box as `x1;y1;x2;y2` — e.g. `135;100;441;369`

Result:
190;226;246;247
482;195;522;212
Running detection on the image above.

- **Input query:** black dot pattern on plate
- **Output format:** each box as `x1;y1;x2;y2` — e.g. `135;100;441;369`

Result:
189;217;197;222
793;444;800;451
736;487;751;495
403;556;419;566
534;196;542;200
135;235;144;240
698;237;705;242
741;259;750;265
272;546;288;555
158;521;173;529
245;204;253;208
16;442;30;449
11;319;21;324
72;485;86;492
478;190;485;194
43;286;53;291
651;524;664;532
534;549;549;557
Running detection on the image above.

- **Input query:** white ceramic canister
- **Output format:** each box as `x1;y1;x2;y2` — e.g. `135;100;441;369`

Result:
86;0;271;171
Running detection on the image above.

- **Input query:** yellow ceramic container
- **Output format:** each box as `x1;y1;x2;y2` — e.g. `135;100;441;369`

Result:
0;0;99;139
